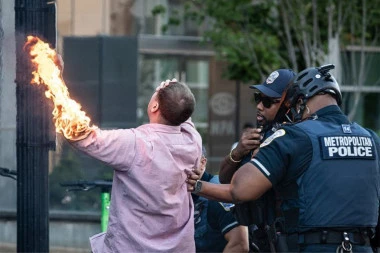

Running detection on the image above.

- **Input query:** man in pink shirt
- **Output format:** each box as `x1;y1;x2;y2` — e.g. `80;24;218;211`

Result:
69;79;202;252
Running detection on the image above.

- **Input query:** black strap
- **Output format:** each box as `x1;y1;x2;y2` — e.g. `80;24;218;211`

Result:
299;230;371;246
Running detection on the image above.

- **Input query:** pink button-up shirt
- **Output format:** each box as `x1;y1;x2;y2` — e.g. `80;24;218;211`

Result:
72;119;202;252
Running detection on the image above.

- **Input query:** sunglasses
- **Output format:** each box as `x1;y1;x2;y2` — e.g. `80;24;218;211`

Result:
254;93;281;108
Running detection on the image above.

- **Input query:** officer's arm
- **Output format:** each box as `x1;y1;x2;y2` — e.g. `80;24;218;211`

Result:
230;162;272;202
193;182;234;202
192;163;272;203
223;226;249;253
219;128;262;183
219;155;240;184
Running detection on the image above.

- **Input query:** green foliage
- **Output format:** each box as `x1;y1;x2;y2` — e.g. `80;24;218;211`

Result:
205;0;285;81
339;0;380;45
153;0;284;82
151;4;166;16
152;0;380;83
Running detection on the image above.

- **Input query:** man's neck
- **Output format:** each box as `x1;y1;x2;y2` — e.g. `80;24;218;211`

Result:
303;94;338;119
150;117;171;125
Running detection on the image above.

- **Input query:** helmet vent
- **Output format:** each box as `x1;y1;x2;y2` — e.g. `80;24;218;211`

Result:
309;85;318;93
302;79;312;87
297;72;308;81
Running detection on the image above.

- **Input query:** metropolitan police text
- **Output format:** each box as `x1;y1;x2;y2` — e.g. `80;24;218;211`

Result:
323;136;373;157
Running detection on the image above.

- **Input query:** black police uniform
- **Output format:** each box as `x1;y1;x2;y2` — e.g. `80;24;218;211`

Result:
193;172;240;252
233;128;279;252
251;105;380;252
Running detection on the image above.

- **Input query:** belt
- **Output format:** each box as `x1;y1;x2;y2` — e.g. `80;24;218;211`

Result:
299;230;371;246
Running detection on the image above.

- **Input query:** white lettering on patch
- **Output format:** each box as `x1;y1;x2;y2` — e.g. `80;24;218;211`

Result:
320;135;374;159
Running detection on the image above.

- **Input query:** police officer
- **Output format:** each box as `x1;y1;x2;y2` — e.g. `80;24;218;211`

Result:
220;69;296;184
193;147;249;252
189;64;379;252
220;69;295;252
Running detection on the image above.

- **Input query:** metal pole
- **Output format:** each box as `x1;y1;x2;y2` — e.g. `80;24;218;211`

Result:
98;36;103;125
235;80;241;140
15;0;56;252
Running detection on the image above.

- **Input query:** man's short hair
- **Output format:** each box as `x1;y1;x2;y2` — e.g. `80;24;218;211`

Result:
157;81;195;126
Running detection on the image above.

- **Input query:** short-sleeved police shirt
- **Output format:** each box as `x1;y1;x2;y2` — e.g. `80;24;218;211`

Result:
207;200;238;236
199;172;238;234
251;105;350;186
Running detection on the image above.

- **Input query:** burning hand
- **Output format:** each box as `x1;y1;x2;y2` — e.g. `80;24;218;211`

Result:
24;36;97;141
54;54;64;73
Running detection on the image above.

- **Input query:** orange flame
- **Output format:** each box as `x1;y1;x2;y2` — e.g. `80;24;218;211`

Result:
24;36;97;141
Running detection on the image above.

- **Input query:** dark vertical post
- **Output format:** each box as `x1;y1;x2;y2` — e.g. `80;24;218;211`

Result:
98;36;104;125
235;80;241;140
14;0;56;252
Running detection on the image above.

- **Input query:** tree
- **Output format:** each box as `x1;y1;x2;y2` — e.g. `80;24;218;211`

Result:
153;0;380;121
338;0;380;119
279;0;380;119
153;0;284;83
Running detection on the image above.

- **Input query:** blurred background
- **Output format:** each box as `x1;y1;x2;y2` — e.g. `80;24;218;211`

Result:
1;0;380;252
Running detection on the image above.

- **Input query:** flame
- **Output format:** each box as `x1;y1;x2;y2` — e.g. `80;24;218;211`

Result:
24;36;97;141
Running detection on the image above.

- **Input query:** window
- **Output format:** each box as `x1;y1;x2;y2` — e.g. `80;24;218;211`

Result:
138;55;209;141
134;0;209;36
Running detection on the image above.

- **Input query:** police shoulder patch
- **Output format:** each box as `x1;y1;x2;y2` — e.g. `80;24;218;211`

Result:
218;202;235;211
260;129;286;148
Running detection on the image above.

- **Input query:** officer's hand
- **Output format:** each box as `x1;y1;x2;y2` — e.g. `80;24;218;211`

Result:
186;168;200;192
234;128;263;158
186;166;202;192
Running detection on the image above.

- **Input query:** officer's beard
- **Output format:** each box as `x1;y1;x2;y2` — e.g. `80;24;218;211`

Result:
256;114;274;134
256;112;266;128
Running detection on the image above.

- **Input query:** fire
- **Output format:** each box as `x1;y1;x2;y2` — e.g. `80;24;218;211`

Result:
24;36;97;141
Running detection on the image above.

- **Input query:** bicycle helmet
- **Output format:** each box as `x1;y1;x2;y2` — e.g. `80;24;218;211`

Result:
279;64;342;122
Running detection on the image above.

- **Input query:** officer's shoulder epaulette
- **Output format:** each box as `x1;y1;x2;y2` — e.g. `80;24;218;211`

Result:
260;129;287;148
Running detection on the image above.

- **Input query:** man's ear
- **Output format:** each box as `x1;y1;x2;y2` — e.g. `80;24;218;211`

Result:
150;102;159;113
296;98;303;114
200;157;207;171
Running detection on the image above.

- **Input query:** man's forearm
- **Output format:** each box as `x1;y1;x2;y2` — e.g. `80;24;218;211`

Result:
219;155;240;183
219;147;246;183
196;181;234;203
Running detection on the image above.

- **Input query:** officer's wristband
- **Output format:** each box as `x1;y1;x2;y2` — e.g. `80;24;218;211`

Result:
229;149;242;163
